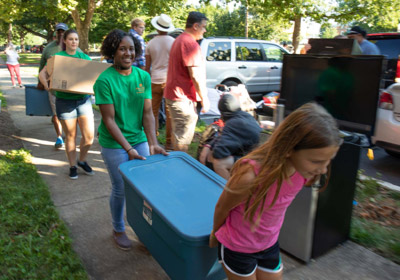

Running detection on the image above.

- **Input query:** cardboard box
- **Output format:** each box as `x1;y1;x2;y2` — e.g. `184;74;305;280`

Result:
47;55;111;95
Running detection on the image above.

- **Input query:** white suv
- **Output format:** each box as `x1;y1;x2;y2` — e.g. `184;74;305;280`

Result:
200;38;289;95
367;33;400;157
372;83;400;157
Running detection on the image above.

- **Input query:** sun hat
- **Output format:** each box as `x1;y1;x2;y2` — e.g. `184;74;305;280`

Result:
151;14;175;32
55;23;68;31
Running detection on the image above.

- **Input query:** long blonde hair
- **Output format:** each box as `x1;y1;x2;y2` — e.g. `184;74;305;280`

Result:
227;102;342;225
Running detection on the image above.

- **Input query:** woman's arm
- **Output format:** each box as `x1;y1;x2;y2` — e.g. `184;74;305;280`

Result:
38;66;50;91
142;99;168;156
209;167;255;247
99;103;146;160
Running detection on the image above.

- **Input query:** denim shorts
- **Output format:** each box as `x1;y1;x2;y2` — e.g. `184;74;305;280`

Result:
56;96;93;120
218;241;282;277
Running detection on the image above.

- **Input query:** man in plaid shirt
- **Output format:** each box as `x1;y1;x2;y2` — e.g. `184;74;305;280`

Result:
129;18;146;69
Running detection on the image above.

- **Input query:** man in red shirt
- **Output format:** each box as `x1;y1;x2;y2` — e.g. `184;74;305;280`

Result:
164;11;210;152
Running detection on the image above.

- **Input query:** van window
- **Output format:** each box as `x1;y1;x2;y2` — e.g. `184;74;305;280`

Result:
236;42;263;61
206;42;231;61
262;44;285;62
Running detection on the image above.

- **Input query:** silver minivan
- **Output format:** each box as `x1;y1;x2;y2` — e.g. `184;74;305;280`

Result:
200;38;289;94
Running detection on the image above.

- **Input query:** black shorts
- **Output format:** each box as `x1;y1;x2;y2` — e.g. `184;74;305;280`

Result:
218;241;282;277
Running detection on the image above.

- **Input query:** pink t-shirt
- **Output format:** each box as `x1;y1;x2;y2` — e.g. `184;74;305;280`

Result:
215;159;307;253
164;32;204;102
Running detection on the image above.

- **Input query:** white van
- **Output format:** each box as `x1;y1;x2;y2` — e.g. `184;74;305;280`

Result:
200;37;289;95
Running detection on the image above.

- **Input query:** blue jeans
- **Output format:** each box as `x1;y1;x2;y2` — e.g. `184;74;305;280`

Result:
101;142;150;232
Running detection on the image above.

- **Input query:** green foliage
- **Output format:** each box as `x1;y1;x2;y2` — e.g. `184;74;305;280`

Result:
335;0;400;32
0;149;88;279
0;91;7;108
351;218;400;264
355;172;380;201
352;171;400;264
90;0;188;44
320;23;338;38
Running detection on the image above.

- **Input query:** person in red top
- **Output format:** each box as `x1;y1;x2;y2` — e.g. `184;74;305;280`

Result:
164;11;210;152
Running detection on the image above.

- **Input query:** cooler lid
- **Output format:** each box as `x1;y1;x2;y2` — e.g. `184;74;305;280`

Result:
119;151;226;242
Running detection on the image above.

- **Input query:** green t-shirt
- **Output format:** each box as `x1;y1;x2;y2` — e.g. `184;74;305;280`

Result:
54;51;92;100
39;41;60;73
94;66;152;149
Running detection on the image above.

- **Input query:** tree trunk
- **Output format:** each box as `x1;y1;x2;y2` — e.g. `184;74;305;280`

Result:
71;0;98;54
292;16;301;54
7;23;12;45
245;0;248;38
19;32;26;53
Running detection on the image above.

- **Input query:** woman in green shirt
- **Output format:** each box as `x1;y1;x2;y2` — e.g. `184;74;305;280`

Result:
94;29;168;250
39;29;95;180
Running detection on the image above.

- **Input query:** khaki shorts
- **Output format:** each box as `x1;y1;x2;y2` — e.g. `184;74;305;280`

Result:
166;98;198;145
48;91;57;116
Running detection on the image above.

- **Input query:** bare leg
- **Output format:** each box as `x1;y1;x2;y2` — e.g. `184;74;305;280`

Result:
52;115;63;138
256;268;283;280
60;118;78;167
77;114;94;162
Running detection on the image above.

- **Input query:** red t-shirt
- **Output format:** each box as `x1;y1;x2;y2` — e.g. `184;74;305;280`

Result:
164;32;204;102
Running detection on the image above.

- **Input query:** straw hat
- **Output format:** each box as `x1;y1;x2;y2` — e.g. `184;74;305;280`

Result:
151;14;175;32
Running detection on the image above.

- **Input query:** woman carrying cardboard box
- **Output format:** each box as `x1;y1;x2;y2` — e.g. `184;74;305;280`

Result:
39;29;95;180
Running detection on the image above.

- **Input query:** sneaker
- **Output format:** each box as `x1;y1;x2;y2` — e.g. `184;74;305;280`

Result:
69;166;78;180
113;230;132;250
77;161;94;175
54;137;64;149
12;85;16;88
19;84;24;88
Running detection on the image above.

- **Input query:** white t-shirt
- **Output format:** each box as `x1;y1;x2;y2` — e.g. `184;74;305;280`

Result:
145;35;175;84
5;50;20;65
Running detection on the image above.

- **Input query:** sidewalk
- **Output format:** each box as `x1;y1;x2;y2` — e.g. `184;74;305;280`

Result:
1;65;399;280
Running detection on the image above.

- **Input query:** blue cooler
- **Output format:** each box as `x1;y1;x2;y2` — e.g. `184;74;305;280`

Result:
25;84;53;116
119;151;227;280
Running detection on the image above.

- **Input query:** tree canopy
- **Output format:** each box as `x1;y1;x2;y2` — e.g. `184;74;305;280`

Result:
1;0;399;53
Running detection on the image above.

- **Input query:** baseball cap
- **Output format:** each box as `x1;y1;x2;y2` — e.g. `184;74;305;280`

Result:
55;23;68;31
347;26;365;36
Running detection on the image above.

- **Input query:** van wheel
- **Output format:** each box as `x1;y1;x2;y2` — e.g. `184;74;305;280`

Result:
222;80;239;87
385;149;400;158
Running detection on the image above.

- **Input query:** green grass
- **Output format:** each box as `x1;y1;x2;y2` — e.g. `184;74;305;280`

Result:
0;149;88;279
351;172;400;264
0;91;6;108
1;53;41;64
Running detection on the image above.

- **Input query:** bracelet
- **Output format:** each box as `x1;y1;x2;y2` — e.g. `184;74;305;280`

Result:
204;144;211;149
126;147;134;153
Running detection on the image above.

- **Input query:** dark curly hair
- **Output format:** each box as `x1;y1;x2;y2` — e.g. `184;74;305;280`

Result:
100;29;142;60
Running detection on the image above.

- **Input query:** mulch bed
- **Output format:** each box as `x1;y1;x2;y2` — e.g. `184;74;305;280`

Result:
0;107;24;152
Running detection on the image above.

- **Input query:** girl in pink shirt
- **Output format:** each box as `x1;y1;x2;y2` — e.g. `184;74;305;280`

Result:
210;103;343;280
